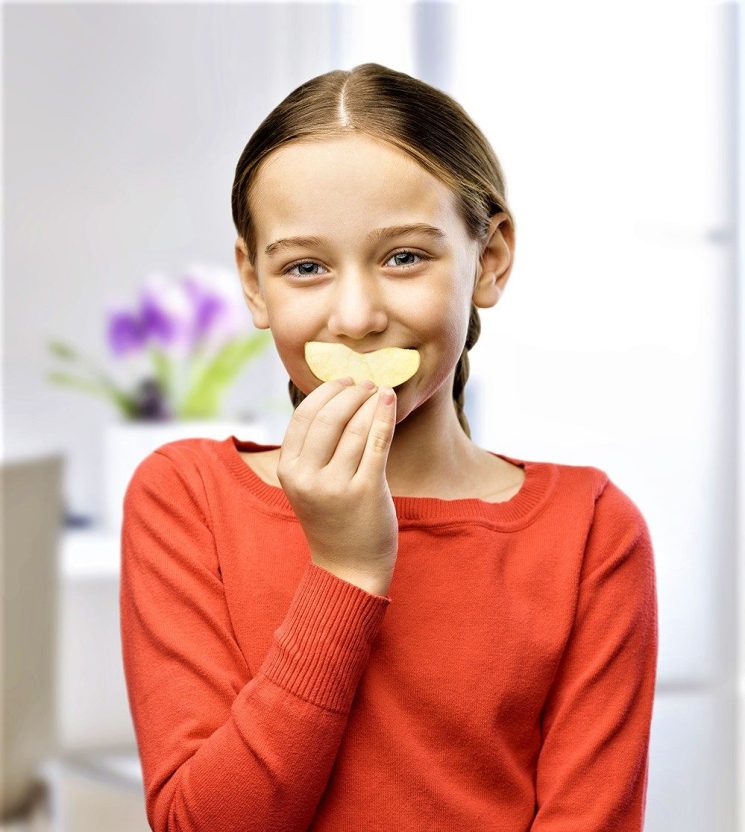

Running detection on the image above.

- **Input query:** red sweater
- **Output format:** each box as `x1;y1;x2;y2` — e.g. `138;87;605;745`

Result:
119;434;658;832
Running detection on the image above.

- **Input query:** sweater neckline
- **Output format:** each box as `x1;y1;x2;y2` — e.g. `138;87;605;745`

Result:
211;435;557;528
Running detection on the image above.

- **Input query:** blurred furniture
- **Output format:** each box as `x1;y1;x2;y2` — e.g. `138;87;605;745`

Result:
1;454;63;821
38;752;148;832
1;455;150;831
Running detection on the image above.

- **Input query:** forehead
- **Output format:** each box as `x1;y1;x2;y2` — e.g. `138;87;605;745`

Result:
250;134;462;238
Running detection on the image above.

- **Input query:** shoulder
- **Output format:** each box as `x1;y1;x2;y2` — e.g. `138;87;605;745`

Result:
124;438;216;522
543;458;650;542
526;455;610;514
519;455;654;588
121;439;223;581
579;464;650;541
576;467;654;583
558;459;649;531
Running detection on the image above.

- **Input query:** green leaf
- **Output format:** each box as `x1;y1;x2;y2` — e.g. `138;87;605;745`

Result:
46;371;138;418
177;331;272;419
46;339;81;361
47;339;131;401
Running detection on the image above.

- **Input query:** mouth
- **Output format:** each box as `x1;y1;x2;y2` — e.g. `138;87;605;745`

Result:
356;345;416;354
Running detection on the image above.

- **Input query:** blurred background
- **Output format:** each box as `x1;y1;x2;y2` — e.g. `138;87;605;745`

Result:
1;0;743;829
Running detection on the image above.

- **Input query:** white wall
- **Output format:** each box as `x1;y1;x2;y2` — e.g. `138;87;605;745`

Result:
3;1;742;829
3;2;344;521
446;2;740;830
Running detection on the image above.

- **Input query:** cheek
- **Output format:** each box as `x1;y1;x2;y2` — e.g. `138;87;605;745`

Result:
265;306;315;351
264;284;312;322
264;322;318;387
417;305;468;357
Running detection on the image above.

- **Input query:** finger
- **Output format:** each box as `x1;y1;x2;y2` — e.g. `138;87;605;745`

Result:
301;383;379;469
326;387;385;480
354;387;397;482
280;377;355;463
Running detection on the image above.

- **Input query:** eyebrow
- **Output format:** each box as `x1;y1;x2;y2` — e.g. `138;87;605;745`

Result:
264;223;448;258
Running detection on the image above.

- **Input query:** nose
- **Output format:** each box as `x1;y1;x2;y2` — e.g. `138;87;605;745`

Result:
326;272;388;341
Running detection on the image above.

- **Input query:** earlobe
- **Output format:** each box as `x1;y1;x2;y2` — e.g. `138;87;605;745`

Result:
472;269;506;310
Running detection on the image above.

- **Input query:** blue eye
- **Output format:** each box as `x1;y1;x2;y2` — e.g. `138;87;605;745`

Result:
386;250;426;269
282;249;431;280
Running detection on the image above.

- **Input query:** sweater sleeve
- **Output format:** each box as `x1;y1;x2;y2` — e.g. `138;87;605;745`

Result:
119;449;391;832
531;477;659;831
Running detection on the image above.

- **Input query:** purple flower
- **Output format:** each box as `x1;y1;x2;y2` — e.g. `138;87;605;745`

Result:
179;264;247;353
106;266;249;362
135;271;195;358
182;275;229;344
52;262;268;423
107;309;146;356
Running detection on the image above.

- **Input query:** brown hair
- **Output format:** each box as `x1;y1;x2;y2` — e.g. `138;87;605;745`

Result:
231;62;515;439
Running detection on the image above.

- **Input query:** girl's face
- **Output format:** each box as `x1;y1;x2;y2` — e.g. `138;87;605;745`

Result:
235;132;507;425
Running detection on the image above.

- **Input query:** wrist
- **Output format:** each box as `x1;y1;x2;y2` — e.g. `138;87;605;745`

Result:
311;558;391;597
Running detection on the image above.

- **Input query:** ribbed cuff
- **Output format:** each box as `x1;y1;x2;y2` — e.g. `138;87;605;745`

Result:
260;560;391;714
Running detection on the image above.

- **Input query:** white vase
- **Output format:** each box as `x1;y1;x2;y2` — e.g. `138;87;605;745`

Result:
103;418;272;534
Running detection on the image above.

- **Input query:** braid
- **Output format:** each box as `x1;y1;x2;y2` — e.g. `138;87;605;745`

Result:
287;303;482;438
288;376;306;410
452;303;481;439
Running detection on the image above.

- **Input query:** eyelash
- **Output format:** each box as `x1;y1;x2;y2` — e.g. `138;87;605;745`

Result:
282;249;432;279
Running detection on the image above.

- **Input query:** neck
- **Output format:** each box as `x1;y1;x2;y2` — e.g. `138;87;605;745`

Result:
382;379;483;498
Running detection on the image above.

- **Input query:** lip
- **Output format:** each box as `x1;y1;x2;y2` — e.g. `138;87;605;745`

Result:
355;345;415;354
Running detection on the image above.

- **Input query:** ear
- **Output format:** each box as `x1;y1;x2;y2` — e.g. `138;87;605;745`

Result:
472;212;515;309
235;237;271;330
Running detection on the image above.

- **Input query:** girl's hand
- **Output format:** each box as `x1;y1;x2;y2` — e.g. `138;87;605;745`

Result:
276;377;398;594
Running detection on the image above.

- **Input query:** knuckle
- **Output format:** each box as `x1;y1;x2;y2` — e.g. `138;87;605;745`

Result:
369;427;391;453
343;421;368;441
276;456;293;479
314;409;337;428
277;463;305;490
320;481;346;501
346;479;366;500
292;471;316;493
293;409;312;426
276;465;289;485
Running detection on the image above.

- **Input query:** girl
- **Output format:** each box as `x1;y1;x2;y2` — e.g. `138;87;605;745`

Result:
120;63;658;832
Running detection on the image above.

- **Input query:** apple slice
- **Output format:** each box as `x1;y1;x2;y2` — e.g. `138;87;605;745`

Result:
305;341;420;388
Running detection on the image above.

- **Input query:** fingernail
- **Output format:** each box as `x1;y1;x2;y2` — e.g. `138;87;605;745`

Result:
338;376;355;385
380;387;395;405
361;379;376;390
